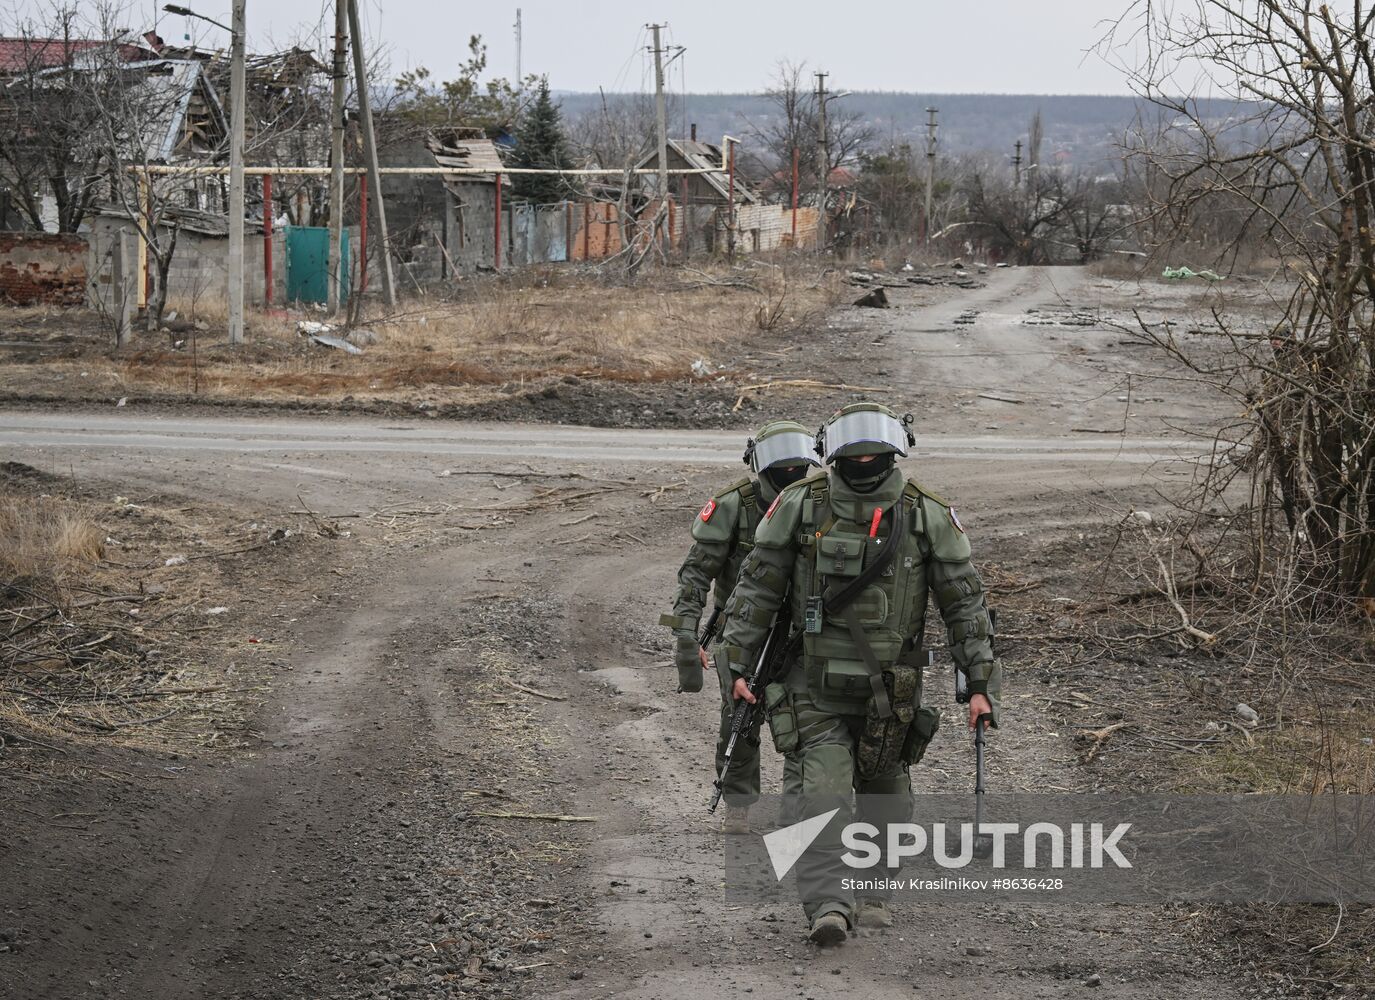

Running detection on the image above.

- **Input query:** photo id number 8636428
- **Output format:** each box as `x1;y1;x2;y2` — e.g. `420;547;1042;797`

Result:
991;878;1065;891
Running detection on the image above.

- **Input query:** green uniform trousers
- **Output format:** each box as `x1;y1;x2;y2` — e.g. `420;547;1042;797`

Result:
792;684;913;925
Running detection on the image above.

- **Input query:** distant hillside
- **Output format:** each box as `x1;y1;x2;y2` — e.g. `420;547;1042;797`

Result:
555;91;1249;174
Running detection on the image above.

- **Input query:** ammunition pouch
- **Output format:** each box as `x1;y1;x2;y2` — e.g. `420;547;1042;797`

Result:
763;682;799;754
855;665;918;780
900;704;941;767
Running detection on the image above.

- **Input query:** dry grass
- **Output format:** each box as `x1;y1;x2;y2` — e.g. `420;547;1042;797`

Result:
0;494;104;590
0;470;330;756
1;257;839;405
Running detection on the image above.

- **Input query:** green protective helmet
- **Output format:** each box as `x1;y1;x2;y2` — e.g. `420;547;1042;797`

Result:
743;419;822;473
816;402;916;462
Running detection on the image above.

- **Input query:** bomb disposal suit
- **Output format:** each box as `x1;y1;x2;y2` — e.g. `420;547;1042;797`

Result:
660;420;819;813
714;403;1002;933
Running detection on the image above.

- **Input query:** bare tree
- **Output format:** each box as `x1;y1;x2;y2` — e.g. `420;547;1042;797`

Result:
1104;0;1375;603
0;5;115;231
744;60;876;184
963;165;1079;264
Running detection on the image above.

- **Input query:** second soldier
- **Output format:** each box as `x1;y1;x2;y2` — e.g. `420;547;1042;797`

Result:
661;420;819;833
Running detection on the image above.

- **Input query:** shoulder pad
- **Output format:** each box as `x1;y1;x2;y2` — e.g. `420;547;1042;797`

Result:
908;479;950;506
714;477;753;500
917;488;972;562
691;486;743;543
753;478;810;548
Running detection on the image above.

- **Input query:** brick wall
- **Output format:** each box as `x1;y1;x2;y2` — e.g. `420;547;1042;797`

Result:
0;232;88;305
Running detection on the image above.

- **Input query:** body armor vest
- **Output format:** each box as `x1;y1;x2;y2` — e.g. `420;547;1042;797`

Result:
789;477;931;711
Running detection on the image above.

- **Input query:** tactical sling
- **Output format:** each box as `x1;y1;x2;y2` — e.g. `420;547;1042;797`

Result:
821;499;910;718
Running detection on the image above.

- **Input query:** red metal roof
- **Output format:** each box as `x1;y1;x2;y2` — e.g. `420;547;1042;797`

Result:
0;37;151;74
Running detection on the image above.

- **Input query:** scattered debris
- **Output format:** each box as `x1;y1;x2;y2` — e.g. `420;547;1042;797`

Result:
346;328;381;347
690;358;712;378
206;606;230;615
1235;703;1260;725
977;392;1024;405
308;334;363;355
853;287;889;309
731;378;889;412
115;397;127;407
1129;510;1154;526
506;679;566;702
164;555;188;566
1162;266;1224;282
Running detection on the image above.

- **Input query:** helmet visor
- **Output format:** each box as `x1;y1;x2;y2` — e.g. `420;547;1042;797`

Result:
750;431;820;472
819;410;910;462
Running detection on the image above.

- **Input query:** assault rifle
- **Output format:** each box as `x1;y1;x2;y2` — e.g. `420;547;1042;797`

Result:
698;605;725;649
709;610;799;813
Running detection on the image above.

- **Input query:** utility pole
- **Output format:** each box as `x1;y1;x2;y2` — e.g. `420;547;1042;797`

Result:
815;71;828;252
513;8;522;91
1013;140;1023;189
923;107;938;247
326;0;347;314
346;0;395;307
649;23;669;250
226;0;245;344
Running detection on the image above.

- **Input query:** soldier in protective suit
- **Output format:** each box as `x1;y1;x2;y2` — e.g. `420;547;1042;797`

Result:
661;420;820;834
714;402;1001;946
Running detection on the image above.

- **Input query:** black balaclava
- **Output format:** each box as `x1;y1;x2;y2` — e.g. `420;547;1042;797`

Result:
834;453;896;493
764;464;809;492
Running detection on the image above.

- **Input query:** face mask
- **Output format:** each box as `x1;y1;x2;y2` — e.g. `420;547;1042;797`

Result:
765;465;809;491
835;453;895;492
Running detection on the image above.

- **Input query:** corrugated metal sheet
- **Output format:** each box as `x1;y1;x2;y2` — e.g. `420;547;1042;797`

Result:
635;138;759;205
426;130;506;194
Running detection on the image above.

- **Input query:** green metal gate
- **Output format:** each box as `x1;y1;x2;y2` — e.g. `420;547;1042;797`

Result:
285;226;349;304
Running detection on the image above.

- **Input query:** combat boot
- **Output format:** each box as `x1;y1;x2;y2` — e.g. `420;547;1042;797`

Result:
720;804;750;834
808;911;849;947
855;898;892;928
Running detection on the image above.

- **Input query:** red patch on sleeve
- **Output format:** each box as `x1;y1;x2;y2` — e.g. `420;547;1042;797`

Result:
869;507;883;538
765;495;782;519
699;498;717;522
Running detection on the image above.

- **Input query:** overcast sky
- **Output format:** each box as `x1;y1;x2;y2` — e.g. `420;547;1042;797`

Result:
114;0;1138;95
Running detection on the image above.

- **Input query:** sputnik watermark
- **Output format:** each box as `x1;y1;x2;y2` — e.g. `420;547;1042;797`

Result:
762;813;1131;881
728;793;1375;904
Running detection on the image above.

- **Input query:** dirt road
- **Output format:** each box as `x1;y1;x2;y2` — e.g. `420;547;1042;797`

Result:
2;267;1247;999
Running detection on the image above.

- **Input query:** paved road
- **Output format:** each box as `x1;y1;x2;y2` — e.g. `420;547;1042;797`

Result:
0;411;1209;466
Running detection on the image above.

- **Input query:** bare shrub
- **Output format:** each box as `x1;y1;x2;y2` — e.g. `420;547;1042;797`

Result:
1103;1;1375;605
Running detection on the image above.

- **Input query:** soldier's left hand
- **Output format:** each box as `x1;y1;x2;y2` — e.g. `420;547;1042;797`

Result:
698;647;710;671
969;693;993;730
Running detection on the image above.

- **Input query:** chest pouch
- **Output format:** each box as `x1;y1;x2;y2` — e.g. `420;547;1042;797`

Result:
817;534;865;577
855;665;919;781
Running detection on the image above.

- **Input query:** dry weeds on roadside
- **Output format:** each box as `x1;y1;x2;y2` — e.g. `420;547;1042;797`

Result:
0;465;323;758
1051;508;1375;996
7;257;839;403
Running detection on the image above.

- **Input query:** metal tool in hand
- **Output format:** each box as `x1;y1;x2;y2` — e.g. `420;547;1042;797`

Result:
955;607;997;860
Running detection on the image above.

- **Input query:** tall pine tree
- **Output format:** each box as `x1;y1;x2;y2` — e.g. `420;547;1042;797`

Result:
511;80;571;203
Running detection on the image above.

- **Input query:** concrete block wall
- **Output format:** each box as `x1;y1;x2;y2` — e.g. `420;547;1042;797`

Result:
0;232;88;305
726;204;819;252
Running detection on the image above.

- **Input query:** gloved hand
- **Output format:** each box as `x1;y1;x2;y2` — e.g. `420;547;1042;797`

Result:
674;632;705;693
